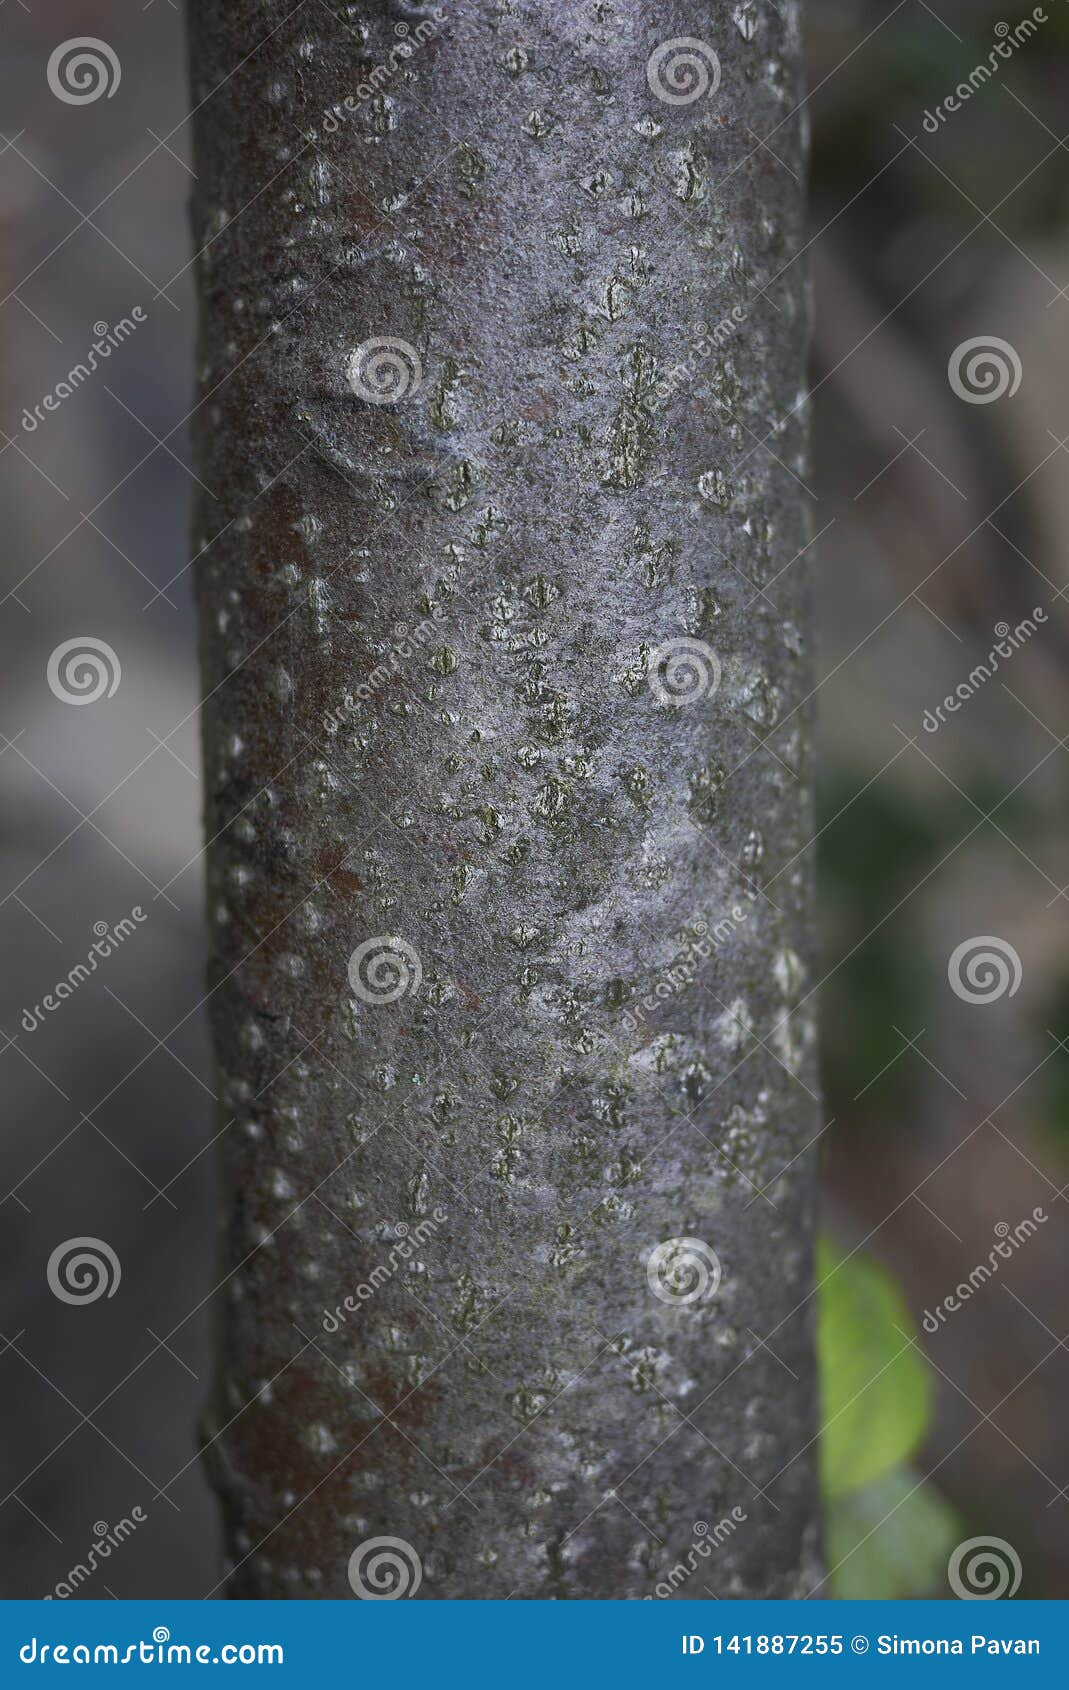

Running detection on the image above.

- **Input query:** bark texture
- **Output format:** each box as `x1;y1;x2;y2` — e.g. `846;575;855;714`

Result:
188;0;821;1599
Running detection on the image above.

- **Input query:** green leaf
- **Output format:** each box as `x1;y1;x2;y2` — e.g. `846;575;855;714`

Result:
817;1234;932;1500
825;1464;962;1600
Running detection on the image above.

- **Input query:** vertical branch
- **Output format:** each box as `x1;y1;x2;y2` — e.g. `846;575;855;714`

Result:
188;0;820;1598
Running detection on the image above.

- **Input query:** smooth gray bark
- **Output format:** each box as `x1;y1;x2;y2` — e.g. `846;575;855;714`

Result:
188;0;820;1599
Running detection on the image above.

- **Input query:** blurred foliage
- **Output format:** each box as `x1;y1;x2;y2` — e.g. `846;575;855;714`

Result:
824;1465;961;1601
818;1235;961;1596
817;1235;931;1498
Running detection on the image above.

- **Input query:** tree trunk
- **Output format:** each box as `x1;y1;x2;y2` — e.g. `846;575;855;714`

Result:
188;0;820;1600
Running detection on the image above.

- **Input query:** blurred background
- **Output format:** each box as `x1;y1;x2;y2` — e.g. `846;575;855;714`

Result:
1;0;1068;1598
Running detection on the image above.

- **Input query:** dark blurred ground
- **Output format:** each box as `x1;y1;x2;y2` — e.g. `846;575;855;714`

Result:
1;0;1068;1597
